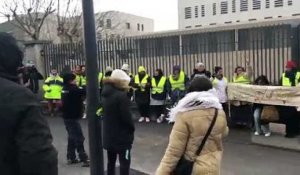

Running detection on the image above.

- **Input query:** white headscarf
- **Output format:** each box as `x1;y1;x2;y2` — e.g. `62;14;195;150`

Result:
168;89;222;123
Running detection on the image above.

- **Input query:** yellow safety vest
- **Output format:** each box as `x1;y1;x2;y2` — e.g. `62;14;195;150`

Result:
76;74;87;87
134;74;149;92
233;74;251;84
282;72;300;86
169;71;185;91
151;76;167;94
43;76;64;99
98;72;103;87
212;77;228;86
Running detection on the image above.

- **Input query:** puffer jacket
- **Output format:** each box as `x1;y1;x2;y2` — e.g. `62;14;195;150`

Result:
156;108;228;175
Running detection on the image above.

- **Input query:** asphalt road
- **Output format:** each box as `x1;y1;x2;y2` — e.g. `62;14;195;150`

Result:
47;117;300;175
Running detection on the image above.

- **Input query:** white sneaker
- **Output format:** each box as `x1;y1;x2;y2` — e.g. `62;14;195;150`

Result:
254;132;260;136
157;118;162;123
145;117;150;123
83;114;87;119
138;117;145;122
264;132;271;137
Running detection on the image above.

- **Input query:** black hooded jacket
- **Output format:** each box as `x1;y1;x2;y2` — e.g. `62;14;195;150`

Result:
101;79;135;151
0;33;58;175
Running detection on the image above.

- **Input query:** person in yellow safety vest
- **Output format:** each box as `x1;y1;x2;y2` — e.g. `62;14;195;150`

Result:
43;69;64;116
121;63;134;99
168;65;188;105
279;60;300;138
233;59;253;84
74;65;82;86
280;60;300;87
80;66;87;88
150;69;168;123
132;66;151;123
212;66;228;116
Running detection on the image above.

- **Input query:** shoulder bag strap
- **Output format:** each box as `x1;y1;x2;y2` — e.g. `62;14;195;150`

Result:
195;109;218;156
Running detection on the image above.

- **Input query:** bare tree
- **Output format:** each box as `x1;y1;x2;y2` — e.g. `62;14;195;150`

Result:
2;0;56;40
56;0;82;43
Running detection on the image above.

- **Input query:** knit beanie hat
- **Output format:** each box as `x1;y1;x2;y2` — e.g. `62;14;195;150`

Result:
121;64;130;71
286;60;297;69
63;73;76;84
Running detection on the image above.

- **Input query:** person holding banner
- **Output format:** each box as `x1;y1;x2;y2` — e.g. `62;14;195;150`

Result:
231;60;253;127
279;61;300;138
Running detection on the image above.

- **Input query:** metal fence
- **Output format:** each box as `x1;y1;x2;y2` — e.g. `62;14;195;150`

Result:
43;24;296;83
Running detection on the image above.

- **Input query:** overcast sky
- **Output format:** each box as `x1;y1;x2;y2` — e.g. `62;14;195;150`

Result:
94;0;178;31
0;0;178;31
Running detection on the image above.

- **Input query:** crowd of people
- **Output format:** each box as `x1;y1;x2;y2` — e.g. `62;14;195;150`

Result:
1;32;300;175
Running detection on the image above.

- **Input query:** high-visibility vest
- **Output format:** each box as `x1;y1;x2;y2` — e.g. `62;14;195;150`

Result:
134;74;149;92
43;76;64;99
151;76;167;94
212;77;228;86
98;72;103;87
76;74;87;87
233;74;251;84
169;71;185;91
282;72;300;86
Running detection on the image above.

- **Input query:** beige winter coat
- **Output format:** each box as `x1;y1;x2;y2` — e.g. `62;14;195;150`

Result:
156;108;229;175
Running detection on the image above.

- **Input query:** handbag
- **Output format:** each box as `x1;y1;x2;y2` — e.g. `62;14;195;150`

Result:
261;106;279;122
173;109;219;175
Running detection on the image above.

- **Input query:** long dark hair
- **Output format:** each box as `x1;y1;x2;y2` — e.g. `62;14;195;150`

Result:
254;75;270;85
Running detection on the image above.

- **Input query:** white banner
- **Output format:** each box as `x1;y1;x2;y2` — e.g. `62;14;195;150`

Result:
227;83;300;109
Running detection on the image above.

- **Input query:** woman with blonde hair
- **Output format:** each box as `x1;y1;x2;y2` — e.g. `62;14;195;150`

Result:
156;77;228;175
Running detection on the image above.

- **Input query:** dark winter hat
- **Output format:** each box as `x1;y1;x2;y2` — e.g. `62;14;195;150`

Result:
63;73;76;84
173;65;181;73
0;33;23;78
214;66;222;74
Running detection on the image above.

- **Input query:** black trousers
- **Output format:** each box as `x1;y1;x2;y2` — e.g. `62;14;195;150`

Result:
279;107;300;136
152;105;165;119
107;149;131;175
64;119;88;161
137;103;149;117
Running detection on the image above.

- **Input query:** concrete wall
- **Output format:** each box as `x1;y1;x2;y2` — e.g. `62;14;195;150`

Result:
178;0;300;29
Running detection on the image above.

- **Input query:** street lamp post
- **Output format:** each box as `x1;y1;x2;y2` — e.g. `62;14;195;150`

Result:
81;0;104;174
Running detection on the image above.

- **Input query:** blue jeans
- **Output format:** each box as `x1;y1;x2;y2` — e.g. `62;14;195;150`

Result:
253;108;270;134
170;89;186;105
64;119;88;161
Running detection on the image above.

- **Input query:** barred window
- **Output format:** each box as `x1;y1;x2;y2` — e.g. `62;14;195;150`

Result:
253;0;261;10
275;0;283;7
201;5;205;17
232;0;236;13
195;6;199;18
221;1;228;14
266;0;270;8
185;7;192;19
240;0;248;12
213;3;217;15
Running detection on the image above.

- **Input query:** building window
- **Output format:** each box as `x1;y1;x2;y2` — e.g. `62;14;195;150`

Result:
253;0;261;10
126;23;130;29
195;6;199;18
106;19;111;28
137;23;140;31
232;0;236;13
99;20;104;27
288;0;293;6
201;5;205;17
213;3;217;15
141;24;144;31
221;1;228;14
240;0;248;12
266;0;270;8
275;0;283;7
185;7;192;19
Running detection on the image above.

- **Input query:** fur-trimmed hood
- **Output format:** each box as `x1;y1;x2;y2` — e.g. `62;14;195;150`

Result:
103;78;131;91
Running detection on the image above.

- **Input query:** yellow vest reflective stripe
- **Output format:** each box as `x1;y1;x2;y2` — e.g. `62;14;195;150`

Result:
212;77;228;86
151;76;167;94
169;71;185;91
98;73;103;86
134;74;149;92
233;75;250;84
43;76;63;99
282;72;300;86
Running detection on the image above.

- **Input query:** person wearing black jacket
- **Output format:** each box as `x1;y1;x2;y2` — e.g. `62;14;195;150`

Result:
191;62;211;80
0;33;58;175
101;69;135;175
150;69;168;123
61;73;89;167
132;66;152;123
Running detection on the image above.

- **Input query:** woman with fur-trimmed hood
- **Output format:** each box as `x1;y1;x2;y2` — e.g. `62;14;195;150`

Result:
101;69;135;175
